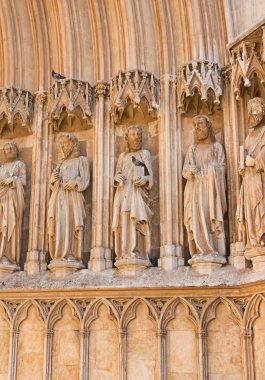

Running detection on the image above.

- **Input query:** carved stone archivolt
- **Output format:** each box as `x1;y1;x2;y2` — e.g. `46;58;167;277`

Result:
48;78;93;131
177;60;222;115
110;70;159;123
230;26;265;99
0;87;33;137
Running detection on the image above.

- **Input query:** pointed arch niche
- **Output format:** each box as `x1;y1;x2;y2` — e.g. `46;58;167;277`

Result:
0;302;11;379
202;298;243;379
161;298;199;379
121;298;159;380
84;299;119;380
110;70;160;261
14;301;45;380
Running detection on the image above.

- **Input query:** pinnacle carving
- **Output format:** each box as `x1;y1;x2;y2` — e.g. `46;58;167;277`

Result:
177;60;222;115
230;26;265;100
110;70;159;122
0;87;34;137
48;78;93;131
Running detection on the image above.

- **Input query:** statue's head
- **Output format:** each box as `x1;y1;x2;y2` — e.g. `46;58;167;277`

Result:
193;115;215;144
58;132;81;158
248;97;265;129
125;124;142;152
3;141;19;161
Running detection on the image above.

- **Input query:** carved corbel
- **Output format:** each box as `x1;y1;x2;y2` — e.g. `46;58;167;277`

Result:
229;25;265;100
0;86;33;137
110;69;159;123
48;78;93;131
177;60;222;115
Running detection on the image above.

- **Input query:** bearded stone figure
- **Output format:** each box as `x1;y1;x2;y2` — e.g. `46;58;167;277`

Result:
48;133;90;274
112;125;153;275
237;97;265;271
183;115;227;274
0;142;26;271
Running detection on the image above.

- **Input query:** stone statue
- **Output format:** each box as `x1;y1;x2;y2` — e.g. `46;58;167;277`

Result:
0;141;26;270
237;97;265;270
112;125;153;273
48;133;90;273
183;115;227;273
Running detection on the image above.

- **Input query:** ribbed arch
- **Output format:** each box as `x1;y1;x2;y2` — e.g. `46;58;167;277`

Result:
0;0;229;91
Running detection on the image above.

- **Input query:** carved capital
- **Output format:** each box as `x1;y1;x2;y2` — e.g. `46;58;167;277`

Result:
110;69;159;122
35;91;48;108
94;81;109;98
177;60;222;115
0;86;34;137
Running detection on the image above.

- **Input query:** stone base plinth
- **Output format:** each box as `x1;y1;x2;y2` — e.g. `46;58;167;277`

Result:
0;262;20;278
245;247;265;272
115;257;150;277
188;254;226;275
48;259;84;278
158;245;185;270
25;250;48;275
89;247;113;272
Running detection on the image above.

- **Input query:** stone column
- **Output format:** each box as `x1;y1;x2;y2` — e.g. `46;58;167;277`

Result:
158;329;166;379
119;328;126;380
25;91;49;274
8;327;19;380
243;329;254;380
222;70;247;269
89;81;112;272
80;329;89;380
43;328;53;380
198;330;207;380
158;75;184;270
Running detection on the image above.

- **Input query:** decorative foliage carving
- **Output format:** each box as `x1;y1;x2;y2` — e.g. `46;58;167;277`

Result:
177;60;222;115
71;298;94;317
4;299;24;317
187;297;209;316
110;70;159;122
0;87;33;137
230;26;265;100
108;298;131;315
229;297;250;316
147;297;171;316
48;79;92;131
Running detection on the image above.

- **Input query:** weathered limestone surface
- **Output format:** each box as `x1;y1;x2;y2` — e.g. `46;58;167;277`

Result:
0;1;264;379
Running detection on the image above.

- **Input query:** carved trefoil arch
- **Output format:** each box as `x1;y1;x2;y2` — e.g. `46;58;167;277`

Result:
110;69;160;123
48;78;93;131
0;87;34;137
177;60;222;115
230;25;265;100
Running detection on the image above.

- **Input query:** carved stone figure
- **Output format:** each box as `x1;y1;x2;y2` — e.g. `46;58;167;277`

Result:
0;142;26;271
237;97;265;271
112;125;153;275
48;133;90;274
183;115;227;274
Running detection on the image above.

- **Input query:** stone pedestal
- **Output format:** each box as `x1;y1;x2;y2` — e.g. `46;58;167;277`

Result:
24;250;47;275
158;245;185;270
0;262;20;278
229;242;247;269
115;257;150;277
245;247;265;272
48;259;84;278
188;254;226;275
89;248;113;271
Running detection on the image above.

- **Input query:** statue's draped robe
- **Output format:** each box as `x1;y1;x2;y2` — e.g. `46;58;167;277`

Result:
48;156;90;260
0;160;26;264
112;149;153;258
183;142;226;256
237;125;265;247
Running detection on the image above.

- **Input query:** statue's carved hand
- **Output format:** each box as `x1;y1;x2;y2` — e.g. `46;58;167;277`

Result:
184;165;198;180
63;180;77;190
51;171;59;183
245;156;255;167
134;176;149;187
0;177;13;186
114;173;126;185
